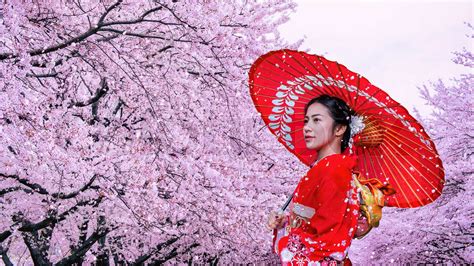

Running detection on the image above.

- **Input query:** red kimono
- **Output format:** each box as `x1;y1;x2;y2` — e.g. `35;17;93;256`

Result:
273;154;360;265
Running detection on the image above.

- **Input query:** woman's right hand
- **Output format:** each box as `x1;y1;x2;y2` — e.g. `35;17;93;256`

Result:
266;210;286;230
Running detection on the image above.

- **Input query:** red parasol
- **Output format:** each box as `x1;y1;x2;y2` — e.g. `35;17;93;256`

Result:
249;49;445;208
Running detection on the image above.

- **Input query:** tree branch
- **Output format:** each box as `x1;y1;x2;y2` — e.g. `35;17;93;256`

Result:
70;77;109;107
0;231;12;243
0;245;14;266
0;1;123;60
18;196;104;232
100;7;163;27
132;236;180;265
55;226;114;266
0;173;49;195
51;174;100;199
150;243;200;264
0;186;31;196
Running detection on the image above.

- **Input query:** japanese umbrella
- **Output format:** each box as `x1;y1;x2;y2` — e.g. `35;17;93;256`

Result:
248;49;445;208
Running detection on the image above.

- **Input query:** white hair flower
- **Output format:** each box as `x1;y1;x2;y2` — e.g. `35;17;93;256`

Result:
348;115;365;154
350;115;365;139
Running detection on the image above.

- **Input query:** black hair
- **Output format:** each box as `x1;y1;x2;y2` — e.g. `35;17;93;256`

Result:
304;94;354;152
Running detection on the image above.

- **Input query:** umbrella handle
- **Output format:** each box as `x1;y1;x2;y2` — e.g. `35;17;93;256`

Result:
281;194;294;212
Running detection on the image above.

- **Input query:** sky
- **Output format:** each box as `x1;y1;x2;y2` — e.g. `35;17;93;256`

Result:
279;0;472;118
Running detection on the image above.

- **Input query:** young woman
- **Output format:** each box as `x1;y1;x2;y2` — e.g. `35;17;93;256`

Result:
266;94;370;265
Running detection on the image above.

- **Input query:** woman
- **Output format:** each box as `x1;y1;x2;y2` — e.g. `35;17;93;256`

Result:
267;94;369;265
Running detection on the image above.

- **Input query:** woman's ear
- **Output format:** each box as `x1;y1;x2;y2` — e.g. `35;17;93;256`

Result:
335;124;347;137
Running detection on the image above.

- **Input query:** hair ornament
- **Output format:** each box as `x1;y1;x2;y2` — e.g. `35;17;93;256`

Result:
348;115;366;154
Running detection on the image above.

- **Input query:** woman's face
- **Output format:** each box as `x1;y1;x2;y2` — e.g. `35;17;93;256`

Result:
303;102;337;150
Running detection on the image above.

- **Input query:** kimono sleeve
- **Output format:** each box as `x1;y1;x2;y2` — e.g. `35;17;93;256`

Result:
308;164;352;236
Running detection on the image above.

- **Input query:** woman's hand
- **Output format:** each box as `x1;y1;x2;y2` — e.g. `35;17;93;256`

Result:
266;210;286;230
354;214;372;238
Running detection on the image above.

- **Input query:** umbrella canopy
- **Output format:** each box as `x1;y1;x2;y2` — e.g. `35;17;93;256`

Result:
249;49;445;208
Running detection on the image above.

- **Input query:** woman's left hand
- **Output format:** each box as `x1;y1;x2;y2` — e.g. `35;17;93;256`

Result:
354;214;371;238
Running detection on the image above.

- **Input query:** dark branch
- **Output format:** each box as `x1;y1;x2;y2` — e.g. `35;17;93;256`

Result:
51;174;99;199
18;196;104;232
0;26;101;60
1;173;99;199
150;243;200;264
1;173;49;195
0;1;123;60
97;0;123;26
0;231;12;243
97;28;196;43
101;7;163;27
220;23;248;28
0;186;29;196
55;226;114;266
26;72;58;78
0;245;14;266
70;77;109;107
155;1;197;31
132;236;180;265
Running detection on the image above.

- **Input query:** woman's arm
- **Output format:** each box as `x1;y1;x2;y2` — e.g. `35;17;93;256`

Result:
305;163;353;235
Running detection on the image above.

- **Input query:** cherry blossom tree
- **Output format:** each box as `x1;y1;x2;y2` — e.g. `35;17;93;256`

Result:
0;1;302;264
350;23;473;264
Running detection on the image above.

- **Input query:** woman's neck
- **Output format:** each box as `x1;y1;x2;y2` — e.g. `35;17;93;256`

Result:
316;151;340;162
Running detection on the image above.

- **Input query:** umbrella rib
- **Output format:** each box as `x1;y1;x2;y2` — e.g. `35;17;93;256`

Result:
381;122;444;163
266;54;348;101
291;141;317;162
253;104;305;109
376;144;417;207
382;131;445;182
353;74;362;110
355;88;384;110
254;60;332;90
251;73;331;105
298;54;346;99
366;146;403;207
360;149;370;179
265;58;315;83
252;65;296;85
295;53;342;96
356;103;404;112
335;62;356;108
383;126;438;160
356;117;437;156
380;141;431;206
250;89;316;102
355;123;445;182
311;55;348;100
382;136;444;194
270;54;322;82
362;114;419;123
365;146;381;181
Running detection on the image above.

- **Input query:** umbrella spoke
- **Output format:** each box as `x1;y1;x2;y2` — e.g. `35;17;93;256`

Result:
381;141;436;206
382;138;444;194
297;54;346;98
368;147;403;207
382;132;445;181
378;143;421;207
